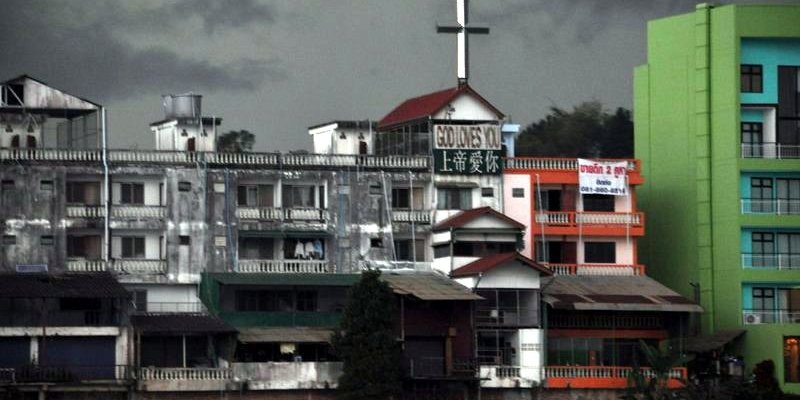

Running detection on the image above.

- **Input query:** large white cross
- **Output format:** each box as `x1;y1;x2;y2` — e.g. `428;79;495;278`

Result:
437;0;489;85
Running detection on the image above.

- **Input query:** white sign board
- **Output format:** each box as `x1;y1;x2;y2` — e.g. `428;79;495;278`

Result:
578;159;628;196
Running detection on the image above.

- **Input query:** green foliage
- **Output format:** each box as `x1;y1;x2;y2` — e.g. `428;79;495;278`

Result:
216;130;255;152
332;269;402;400
516;101;633;158
621;340;692;400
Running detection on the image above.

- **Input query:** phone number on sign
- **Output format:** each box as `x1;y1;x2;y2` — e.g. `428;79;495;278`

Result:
580;187;627;195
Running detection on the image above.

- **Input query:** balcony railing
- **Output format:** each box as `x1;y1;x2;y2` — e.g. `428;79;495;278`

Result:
549;314;664;330
391;209;432;224
405;357;476;378
134;301;206;314
231;362;343;390
6;365;131;382
0;148;429;170
237;207;329;222
66;205;105;218
505;157;639;172
235;259;333;274
741;143;800;159
743;309;800;324
475;307;540;327
358;260;433;271
741;199;800;214
545;366;687;389
138;367;232;381
66;259;107;272
543;263;645;276
112;205;166;218
535;211;643;226
113;259;167;274
742;253;800;270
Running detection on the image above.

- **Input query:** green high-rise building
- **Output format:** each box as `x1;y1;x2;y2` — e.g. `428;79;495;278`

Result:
635;3;800;392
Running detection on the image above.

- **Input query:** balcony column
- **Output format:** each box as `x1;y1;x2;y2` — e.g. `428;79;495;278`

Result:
182;335;187;368
446;326;455;376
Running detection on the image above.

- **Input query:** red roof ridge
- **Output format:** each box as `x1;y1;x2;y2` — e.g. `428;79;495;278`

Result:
451;252;553;278
377;84;504;129
433;206;525;232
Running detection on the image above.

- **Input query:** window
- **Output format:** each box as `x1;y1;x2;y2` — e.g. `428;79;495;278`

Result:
370;238;383;248
235;290;293;312
239;237;274;259
742;122;764;150
369;184;382;195
66;182;101;205
778;233;800;269
785;337;800;383
584;242;616;263
179;236;190;246
121;237;145;258
750;177;773;213
59;298;101;311
296;291;317;312
394;239;426;261
481;187;494;197
238;184;274;207
2;235;15;245
178;181;191;192
583;194;615;212
132;290;148;312
437;188;471;210
512;188;524;198
67;235;101;259
777;66;800;148
752;232;775;268
391;188;410;208
119;183;144;205
1;180;14;190
752;287;775;323
741;64;762;93
438;241;517;257
777;178;800;214
284;238;324;260
40;180;53;191
40;235;54;245
283;185;317;208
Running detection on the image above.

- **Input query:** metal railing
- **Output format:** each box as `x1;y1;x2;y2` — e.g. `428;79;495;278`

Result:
0;148;430;170
358;260;433;271
545;366;686;386
549;314;664;330
741;198;800;214
742;253;800;269
135;301;206;314
743;309;800;324
5;365;131;382
475;307;540;327
543;263;645;276
235;259;333;274
505;157;639;171
391;209;432;224
138;367;232;381
534;211;643;226
741;143;800;159
405;357;476;378
236;207;330;222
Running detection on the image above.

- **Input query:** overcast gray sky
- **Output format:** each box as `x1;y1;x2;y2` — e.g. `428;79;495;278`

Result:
0;0;793;151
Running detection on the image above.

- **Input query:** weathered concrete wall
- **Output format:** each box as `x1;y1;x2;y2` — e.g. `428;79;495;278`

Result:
233;361;343;390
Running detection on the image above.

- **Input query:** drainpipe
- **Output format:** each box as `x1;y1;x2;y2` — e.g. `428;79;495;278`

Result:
102;107;110;263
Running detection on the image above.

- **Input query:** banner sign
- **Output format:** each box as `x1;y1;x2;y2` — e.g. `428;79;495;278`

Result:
433;124;503;174
578;158;628;196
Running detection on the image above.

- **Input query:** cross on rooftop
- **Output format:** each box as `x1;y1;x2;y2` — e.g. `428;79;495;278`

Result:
437;0;490;86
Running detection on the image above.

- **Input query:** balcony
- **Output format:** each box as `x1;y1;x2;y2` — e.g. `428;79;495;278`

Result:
741;199;800;214
0;365;131;383
219;311;341;328
391;210;431;224
505;158;639;172
741;143;800;159
112;205;166;218
543;263;645;276
66;259;166;274
137;367;232;392
743;309;800;325
479;366;540;388
0;148;430;170
533;211;644;236
742;254;800;270
232;362;343;390
134;301;206;314
237;207;329;222
358;260;432;271
405;357;476;379
475;307;540;327
235;259;333;274
544;366;686;389
66;205;105;218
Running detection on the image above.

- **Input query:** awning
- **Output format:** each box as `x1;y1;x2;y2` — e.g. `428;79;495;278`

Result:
132;314;236;335
383;272;483;301
0;272;129;298
208;273;360;287
238;327;333;343
542;276;703;313
238;230;330;238
684;330;746;353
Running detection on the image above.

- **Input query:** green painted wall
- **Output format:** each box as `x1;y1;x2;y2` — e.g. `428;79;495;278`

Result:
635;3;800;392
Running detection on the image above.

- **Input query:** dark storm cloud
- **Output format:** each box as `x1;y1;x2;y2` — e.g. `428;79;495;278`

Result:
0;0;284;102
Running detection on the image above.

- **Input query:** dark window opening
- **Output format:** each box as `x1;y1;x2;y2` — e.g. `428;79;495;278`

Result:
1;180;14;190
434;241;516;258
40;180;53;191
296;291;317;312
238;237;274;260
392;188;410;208
583;194;615;212
59;298;101;311
370;238;383;248
584;242;616;263
119;183;144;205
394;239;426;261
67;235;102;259
2;235;15;245
482;187;494;197
179;236;190;246
40;235;54;246
132;290;148;312
512;188;524;198
235;290;294;312
178;182;191;192
238;184;274;207
121;237;145;258
437;188;471;210
741;64;763;93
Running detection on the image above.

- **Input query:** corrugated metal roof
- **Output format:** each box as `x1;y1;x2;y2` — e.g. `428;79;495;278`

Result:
238;327;333;343
382;272;482;301
208;273;360;287
0;273;129;298
684;330;746;353
542;276;702;313
132;314;236;334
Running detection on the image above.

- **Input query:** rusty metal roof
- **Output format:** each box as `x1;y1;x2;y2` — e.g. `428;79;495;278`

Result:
0;273;129;298
382;272;482;301
684;329;746;353
238;327;333;343
542;276;702;313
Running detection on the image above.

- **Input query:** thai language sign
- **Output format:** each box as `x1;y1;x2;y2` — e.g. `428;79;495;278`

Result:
578;158;628;196
433;124;503;174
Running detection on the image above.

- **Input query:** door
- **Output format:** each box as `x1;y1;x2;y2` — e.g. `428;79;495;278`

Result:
359;141;368;155
187;137;196;152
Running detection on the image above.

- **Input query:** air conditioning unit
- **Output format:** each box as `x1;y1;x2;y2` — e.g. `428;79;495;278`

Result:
744;313;762;325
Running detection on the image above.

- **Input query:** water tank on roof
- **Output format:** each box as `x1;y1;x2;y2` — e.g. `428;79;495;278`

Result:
162;93;202;119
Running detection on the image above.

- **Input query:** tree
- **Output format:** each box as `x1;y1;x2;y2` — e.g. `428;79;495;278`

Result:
515;101;633;158
216;130;255;152
332;269;402;400
621;340;692;400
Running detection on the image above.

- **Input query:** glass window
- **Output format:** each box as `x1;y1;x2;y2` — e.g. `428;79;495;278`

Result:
753;287;775;323
283;185;316;208
741;64;763;93
583;194;615;212
777;179;800;214
40;180;53;191
750;178;774;213
512;188;524;198
178;181;191;192
392;188;410;208
119;183;144;205
179;236;190;246
481;187;494;198
40;235;54;246
296;291;317;312
2;235;15;245
394;239;426;261
584;242;615;263
785;337;800;383
437;188;471;210
121;237;145;258
778;233;800;269
752;232;775;268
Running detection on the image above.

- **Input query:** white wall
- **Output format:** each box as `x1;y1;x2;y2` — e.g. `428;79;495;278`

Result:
151;120;217;152
475;261;541;289
517;328;543;382
503;174;532;258
130;284;198;304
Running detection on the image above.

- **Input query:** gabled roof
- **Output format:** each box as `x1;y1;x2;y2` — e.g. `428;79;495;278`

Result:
2;74;102;109
378;84;504;129
451;252;553;278
382;272;482;301
432;206;525;232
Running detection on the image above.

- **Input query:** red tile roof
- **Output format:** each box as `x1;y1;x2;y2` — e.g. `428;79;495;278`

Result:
432;206;525;232
451;252;553;278
377;84;504;129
